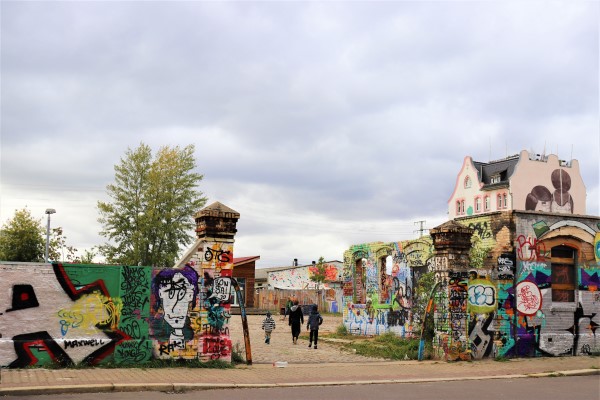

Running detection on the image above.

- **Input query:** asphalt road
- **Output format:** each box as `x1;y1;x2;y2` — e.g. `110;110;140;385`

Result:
2;376;598;400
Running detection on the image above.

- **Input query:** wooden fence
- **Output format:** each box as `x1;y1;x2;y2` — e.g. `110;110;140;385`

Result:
253;288;341;314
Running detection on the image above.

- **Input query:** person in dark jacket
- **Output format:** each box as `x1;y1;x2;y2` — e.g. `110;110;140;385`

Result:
282;297;293;321
288;300;304;344
306;304;323;349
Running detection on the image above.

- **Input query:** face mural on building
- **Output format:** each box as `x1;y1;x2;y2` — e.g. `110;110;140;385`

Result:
525;169;573;214
151;265;199;349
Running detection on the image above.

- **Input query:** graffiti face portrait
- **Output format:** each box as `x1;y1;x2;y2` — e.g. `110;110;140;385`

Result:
153;266;199;331
158;272;195;328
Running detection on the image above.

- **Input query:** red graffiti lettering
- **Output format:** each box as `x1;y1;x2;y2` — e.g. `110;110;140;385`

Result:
516;235;546;261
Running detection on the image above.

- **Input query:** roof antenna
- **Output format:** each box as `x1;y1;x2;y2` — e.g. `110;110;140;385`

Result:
570;144;573;164
543;141;546;158
489;137;491;162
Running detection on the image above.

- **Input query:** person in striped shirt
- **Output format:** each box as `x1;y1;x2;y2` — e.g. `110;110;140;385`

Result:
262;311;276;344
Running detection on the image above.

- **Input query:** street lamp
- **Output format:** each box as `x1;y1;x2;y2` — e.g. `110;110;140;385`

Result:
45;208;56;263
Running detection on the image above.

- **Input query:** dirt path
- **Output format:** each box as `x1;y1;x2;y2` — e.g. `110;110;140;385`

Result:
228;313;381;364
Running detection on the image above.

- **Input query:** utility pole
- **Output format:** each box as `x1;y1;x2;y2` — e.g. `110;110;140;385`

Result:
414;220;427;237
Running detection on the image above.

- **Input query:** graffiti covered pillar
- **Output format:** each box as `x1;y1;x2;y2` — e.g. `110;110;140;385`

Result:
194;202;241;362
430;221;473;360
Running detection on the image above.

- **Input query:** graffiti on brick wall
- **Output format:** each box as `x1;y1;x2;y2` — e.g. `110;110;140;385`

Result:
447;272;468;360
196;240;235;362
468;221;492;240
343;299;412;337
150;265;200;358
595;232;600;263
355;260;365;304
516;281;542;316
342;240;432;338
495;253;516;357
365;260;378;296
117;266;152;363
0;255;239;368
497;254;514;280
428;256;448;282
0;263;131;368
268;263;340;290
403;239;433;269
514;217;600;357
200;267;232;361
467;273;496;359
516;235;547;262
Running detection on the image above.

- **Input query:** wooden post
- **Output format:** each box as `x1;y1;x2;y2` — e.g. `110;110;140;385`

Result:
418;281;441;361
231;277;252;365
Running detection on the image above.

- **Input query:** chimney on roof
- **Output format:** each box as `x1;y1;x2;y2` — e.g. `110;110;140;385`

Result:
293;258;298;266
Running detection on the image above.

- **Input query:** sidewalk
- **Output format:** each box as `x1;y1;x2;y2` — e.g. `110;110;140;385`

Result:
1;356;598;396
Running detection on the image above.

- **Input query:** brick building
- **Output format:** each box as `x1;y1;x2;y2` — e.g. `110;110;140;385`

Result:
342;150;599;360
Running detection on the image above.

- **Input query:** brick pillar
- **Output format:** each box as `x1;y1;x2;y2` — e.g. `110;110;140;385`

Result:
193;201;240;362
430;220;473;361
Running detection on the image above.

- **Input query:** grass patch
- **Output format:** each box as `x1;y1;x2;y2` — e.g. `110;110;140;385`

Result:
494;355;511;362
231;341;246;364
322;330;421;360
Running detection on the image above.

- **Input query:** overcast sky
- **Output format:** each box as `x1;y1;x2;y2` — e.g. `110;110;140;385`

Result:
1;1;598;268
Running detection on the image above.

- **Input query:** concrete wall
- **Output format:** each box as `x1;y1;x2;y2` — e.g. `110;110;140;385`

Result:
0;240;238;368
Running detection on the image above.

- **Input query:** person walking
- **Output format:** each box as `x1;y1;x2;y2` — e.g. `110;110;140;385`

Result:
261;311;276;344
281;297;293;321
306;304;323;349
288;300;304;344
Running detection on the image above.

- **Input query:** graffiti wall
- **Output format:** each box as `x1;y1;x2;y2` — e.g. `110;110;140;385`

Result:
342;239;433;338
0;244;238;368
343;211;599;361
513;215;600;357
432;212;600;360
267;262;341;290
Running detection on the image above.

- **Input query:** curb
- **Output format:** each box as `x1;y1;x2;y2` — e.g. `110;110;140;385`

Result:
1;369;597;396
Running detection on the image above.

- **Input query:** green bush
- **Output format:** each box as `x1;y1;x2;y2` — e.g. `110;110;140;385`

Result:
336;324;349;335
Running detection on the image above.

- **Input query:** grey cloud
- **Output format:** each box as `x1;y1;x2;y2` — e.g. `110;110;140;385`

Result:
1;1;598;267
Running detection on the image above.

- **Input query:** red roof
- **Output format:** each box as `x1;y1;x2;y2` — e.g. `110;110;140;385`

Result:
233;256;260;266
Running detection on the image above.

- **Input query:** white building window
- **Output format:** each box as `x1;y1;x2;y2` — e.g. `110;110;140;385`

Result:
464;176;472;188
475;197;481;213
484;196;490;211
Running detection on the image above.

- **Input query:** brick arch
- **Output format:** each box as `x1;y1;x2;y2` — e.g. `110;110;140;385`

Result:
539;236;594;264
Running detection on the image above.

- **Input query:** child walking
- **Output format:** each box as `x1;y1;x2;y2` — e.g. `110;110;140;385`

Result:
262;311;276;344
306;304;323;349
